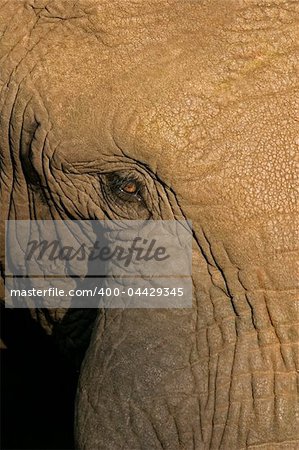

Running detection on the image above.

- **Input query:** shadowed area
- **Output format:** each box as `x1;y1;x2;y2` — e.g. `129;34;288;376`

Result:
1;307;78;450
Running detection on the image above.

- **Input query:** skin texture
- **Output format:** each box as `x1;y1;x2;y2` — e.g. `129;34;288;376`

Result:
0;0;298;448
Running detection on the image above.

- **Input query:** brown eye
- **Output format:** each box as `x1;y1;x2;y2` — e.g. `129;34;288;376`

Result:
105;173;143;203
121;180;138;194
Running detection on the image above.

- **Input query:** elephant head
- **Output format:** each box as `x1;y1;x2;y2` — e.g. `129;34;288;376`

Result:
0;0;298;448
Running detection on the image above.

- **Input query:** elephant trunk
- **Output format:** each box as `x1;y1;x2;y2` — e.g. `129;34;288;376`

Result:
75;250;298;449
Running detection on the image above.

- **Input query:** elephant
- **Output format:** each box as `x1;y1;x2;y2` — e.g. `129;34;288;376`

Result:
0;0;298;449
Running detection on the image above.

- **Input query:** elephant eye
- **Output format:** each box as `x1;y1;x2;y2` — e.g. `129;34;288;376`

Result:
101;171;152;220
120;180;138;194
105;173;144;203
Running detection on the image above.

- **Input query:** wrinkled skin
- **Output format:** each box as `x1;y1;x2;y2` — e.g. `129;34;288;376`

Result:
0;1;298;449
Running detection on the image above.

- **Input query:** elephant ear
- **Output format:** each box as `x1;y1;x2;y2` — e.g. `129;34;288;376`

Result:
0;2;97;355
0;0;39;299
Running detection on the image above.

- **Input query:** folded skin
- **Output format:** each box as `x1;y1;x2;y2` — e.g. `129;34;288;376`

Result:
0;1;298;448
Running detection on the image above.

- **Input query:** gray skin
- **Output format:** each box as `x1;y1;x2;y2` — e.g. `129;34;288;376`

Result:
0;1;298;449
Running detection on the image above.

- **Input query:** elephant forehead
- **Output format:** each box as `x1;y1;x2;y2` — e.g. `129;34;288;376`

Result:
108;57;297;216
26;0;297;221
28;0;297;144
34;50;297;226
28;0;297;115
